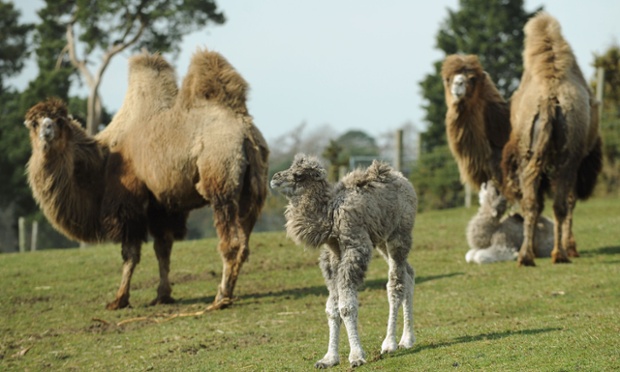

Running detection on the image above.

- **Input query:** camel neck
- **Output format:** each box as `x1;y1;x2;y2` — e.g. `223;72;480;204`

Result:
285;181;333;248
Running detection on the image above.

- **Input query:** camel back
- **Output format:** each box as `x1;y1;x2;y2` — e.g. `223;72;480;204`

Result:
179;49;249;115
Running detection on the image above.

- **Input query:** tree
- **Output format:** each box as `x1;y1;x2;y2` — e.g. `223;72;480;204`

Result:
593;44;620;194
0;1;33;93
51;0;226;134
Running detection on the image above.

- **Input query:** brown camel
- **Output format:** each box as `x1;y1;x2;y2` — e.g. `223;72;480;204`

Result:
24;49;270;310
441;54;511;189
501;12;602;266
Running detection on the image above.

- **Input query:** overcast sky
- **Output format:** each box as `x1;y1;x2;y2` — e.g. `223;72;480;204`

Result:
10;0;620;142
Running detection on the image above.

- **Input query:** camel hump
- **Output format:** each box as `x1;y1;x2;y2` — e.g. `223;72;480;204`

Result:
366;160;394;182
180;48;249;115
523;12;575;81
128;51;175;74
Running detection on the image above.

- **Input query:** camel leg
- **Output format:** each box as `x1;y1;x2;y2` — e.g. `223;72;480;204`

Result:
517;166;543;266
107;240;141;310
210;203;251;310
337;242;370;368
399;263;416;349
565;195;579;258
315;247;341;369
381;238;415;354
551;176;576;264
150;231;176;305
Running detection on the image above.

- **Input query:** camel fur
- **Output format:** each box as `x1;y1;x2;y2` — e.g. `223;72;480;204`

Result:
270;154;417;368
501;12;602;266
24;49;269;310
466;182;553;264
441;54;511;189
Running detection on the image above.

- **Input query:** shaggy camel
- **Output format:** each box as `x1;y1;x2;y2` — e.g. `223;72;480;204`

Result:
466;182;553;264
24;49;269;310
441;54;511;189
501;12;602;266
271;154;417;368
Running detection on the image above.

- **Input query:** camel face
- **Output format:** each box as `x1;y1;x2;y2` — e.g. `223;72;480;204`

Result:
479;182;507;218
450;74;468;102
25;116;62;152
269;173;295;197
270;155;326;197
38;118;57;143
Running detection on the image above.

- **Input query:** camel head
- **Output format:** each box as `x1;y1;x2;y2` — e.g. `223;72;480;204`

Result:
24;98;72;153
441;54;486;104
479;182;507;218
270;153;327;197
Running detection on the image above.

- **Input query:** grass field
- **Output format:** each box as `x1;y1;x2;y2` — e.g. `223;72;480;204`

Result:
1;196;619;371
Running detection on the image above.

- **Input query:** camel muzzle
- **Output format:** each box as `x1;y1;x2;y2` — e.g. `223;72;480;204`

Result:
39;117;55;142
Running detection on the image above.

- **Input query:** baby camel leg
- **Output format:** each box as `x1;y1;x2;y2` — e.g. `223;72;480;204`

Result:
399;263;416;349
107;240;141;310
381;239;415;353
315;248;341;369
337;244;369;368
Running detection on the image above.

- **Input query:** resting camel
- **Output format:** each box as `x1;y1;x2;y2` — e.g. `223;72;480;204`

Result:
441;54;511;189
466;182;553;264
24;49;269;309
501;12;602;266
271;154;417;368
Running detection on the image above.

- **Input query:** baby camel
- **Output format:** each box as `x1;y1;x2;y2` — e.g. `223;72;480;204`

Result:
466;182;553;264
271;154;417;368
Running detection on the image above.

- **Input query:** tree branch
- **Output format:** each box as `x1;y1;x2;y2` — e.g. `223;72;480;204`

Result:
64;20;95;88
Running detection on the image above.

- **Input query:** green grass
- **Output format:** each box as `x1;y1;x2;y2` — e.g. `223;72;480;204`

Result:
1;197;619;371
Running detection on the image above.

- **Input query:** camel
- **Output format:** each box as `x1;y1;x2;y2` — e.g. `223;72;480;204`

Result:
501;12;602;266
270;154;417;368
466;182;553;264
441;54;512;189
24;49;269;310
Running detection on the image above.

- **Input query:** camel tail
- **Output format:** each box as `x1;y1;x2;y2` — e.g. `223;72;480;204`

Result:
180;48;249;115
576;136;602;200
239;123;270;224
523;12;575;86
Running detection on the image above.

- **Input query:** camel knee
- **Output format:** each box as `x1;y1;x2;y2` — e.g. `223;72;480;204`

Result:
338;303;358;319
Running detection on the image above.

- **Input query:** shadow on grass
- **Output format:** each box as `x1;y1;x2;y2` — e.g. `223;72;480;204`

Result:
382;327;562;360
581;245;620;257
176;273;464;306
364;272;465;291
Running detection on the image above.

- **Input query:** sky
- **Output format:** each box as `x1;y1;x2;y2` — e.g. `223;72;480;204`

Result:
9;0;620;143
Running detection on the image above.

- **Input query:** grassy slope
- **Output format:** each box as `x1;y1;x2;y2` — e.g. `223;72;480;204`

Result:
1;197;619;371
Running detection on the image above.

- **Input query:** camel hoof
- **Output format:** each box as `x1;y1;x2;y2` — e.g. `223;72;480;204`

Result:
149;295;176;306
517;257;536;267
106;298;130;310
207;297;233;311
349;359;366;368
315;361;339;369
552;256;572;264
567;249;580;258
